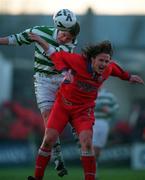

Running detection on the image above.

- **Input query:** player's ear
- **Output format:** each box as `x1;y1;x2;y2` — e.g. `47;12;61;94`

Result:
91;57;95;62
91;57;95;66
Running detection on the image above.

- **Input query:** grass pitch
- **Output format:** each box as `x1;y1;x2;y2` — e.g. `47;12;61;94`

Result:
0;166;145;180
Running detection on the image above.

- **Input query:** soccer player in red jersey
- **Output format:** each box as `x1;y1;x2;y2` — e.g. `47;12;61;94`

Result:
28;36;144;180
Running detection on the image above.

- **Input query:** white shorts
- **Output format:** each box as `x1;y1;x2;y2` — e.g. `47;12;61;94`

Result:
92;119;109;148
34;73;63;113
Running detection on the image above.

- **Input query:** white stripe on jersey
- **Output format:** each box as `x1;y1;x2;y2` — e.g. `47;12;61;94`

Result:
34;62;54;71
32;28;55;41
35;51;49;61
95;89;119;119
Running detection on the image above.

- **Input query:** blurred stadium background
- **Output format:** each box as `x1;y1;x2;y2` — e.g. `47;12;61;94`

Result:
0;0;145;179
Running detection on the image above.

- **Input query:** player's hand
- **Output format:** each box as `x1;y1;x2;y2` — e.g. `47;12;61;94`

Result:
28;33;49;52
62;69;74;84
129;75;144;84
28;32;41;42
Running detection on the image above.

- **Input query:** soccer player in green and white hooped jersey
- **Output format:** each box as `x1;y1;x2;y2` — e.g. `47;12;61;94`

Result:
93;88;119;179
0;10;80;177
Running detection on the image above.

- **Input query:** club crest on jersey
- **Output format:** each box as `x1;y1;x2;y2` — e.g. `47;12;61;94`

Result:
77;80;98;92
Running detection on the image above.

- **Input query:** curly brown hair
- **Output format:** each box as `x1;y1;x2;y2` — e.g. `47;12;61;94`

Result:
82;40;113;60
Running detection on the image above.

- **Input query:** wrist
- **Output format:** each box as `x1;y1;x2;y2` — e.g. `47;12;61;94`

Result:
42;46;55;56
8;35;16;45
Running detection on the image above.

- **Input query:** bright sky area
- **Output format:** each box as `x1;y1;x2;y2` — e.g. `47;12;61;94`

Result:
0;0;145;15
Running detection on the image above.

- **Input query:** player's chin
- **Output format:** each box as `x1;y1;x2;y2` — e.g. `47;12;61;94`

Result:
97;69;104;74
57;40;65;45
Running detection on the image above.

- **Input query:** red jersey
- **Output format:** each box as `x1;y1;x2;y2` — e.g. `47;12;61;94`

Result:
50;51;130;106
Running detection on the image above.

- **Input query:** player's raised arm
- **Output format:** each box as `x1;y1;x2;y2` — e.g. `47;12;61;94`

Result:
111;62;144;84
28;32;50;53
110;62;131;80
0;37;9;45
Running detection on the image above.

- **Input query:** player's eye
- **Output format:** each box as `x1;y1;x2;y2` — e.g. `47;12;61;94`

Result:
105;60;110;64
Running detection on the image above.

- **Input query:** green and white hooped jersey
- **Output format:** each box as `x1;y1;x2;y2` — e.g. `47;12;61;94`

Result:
11;26;77;75
94;89;119;120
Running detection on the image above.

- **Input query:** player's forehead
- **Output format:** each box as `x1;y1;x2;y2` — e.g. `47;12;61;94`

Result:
58;30;72;37
96;53;111;60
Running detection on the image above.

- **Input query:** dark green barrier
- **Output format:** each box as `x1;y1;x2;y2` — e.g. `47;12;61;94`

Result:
0;140;37;166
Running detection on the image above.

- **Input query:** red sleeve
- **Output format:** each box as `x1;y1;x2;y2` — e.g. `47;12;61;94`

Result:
111;62;130;80
50;51;79;71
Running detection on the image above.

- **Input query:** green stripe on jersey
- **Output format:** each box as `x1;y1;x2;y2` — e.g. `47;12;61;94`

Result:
35;57;54;67
34;68;59;75
13;25;77;75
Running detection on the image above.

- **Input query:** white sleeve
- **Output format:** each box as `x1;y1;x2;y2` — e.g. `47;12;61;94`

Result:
43;46;56;56
8;35;17;45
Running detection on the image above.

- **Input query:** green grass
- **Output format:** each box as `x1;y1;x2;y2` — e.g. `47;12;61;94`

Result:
0;166;145;180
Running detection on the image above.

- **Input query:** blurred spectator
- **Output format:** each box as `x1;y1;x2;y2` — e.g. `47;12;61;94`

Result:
110;120;133;144
110;102;145;144
0;103;15;138
132;107;145;142
0;101;44;143
128;103;141;127
142;128;145;141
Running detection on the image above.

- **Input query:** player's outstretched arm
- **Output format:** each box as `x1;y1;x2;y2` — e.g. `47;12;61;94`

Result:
129;75;144;84
0;37;9;45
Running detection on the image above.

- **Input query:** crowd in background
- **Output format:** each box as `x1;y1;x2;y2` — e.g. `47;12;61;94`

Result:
0;101;44;143
0;100;145;145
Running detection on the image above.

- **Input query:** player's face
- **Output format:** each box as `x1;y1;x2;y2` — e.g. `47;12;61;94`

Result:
91;53;111;74
57;30;74;44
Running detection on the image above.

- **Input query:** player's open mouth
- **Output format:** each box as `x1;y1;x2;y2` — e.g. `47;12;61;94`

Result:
57;39;65;44
98;66;105;72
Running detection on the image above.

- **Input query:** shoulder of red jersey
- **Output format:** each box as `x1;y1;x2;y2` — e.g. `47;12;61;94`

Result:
109;60;122;68
109;59;130;80
61;51;84;61
110;60;119;65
